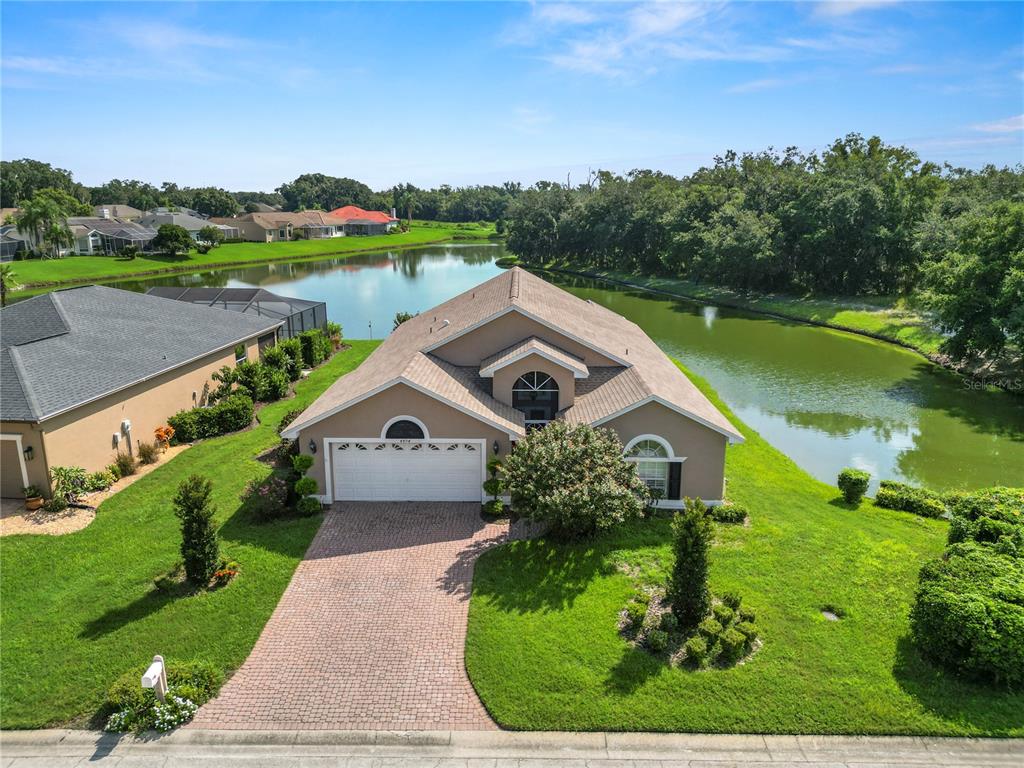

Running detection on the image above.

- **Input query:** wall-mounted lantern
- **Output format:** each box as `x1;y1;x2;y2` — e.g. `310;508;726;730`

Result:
492;440;500;455
308;440;317;454
22;445;34;461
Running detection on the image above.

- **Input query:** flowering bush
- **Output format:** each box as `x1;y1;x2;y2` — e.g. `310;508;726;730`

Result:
501;422;648;539
212;560;240;587
241;475;289;522
154;424;176;446
103;659;222;733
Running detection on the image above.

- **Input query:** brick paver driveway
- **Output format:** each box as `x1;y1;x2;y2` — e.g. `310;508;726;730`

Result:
191;502;505;730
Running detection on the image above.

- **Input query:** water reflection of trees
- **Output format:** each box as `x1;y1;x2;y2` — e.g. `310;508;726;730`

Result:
782;409;910;442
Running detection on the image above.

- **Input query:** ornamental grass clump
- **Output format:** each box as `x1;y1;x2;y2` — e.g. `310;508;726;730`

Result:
500;422;648;540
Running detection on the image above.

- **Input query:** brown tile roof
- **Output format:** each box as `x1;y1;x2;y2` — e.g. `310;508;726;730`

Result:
283;267;743;442
480;336;588;377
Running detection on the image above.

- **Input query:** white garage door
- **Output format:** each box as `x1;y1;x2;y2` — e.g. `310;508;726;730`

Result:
330;440;483;502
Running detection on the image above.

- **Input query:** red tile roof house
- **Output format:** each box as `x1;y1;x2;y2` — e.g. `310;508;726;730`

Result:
283;267;743;508
329;205;399;235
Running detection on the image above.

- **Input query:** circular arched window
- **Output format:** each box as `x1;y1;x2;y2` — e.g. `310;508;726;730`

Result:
385;419;426;440
512;372;559;428
625;436;672;496
626;439;669;459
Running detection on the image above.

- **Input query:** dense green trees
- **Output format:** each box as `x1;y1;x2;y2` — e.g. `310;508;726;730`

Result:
503;134;1023;361
276;173;375;212
1;159;89;208
152;224;194;256
13;188;87;257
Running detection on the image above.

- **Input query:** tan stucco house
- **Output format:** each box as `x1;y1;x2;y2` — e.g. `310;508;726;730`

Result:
0;286;281;498
284;267;743;507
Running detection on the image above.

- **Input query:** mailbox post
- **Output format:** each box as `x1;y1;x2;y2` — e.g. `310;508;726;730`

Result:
141;654;168;702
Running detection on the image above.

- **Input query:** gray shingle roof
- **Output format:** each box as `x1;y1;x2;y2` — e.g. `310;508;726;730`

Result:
1;286;282;422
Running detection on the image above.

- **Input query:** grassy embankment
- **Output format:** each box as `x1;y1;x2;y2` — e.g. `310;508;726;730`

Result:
9;221;496;290
0;342;379;728
466;361;1024;735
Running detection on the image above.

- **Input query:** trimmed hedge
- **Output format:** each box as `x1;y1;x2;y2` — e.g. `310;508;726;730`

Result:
168;394;254;443
910;542;1024;686
874;480;946;518
837;468;870;504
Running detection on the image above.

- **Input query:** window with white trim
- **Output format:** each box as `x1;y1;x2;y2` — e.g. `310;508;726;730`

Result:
512;371;559;429
625;438;670;495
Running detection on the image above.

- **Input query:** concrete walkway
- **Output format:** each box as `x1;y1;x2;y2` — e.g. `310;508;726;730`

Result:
191;502;505;731
2;729;1021;766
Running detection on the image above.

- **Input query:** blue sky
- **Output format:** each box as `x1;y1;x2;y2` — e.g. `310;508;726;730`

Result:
2;1;1021;191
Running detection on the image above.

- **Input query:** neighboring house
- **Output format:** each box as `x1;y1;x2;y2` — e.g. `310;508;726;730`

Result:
246;202;282;213
145;287;328;339
0;226;29;261
138;211;239;241
211;211;348;242
0;286;281;498
66;217;159;254
283;267;743;506
329;205;399;235
92;204;143;220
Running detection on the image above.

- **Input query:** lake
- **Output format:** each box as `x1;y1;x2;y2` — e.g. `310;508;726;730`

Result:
104;242;1023;493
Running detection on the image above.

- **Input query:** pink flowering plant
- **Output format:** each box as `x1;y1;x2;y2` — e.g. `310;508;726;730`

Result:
501;421;649;540
241;474;290;522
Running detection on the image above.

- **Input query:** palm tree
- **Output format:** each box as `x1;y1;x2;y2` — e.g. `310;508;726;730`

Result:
0;264;18;307
14;196;69;258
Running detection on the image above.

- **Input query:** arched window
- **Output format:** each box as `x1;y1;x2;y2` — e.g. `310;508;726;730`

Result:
383;417;426;440
512;372;559;428
624;435;673;497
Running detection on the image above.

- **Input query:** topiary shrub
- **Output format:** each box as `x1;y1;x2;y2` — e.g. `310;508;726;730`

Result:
837;468;870;504
646;629;669;653
481;499;504;517
718;627;747;664
659;612;679;633
291;454;314;475
721;592;742;610
698;618;722;639
875;480;946;518
173;475;220;587
910;541;1024;686
684;635;708;665
295;496;322;517
736;621;758;645
482;477;502;497
713;604;735;626
294;476;318;497
667;499;713;630
624;601;647;631
738;606;756;623
500;421;648;540
708;503;748;524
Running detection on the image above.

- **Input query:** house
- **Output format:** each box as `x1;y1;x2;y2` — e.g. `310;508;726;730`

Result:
0;286;281;498
329;205;399;235
145;287;328;339
138;211;239;241
211;211;348;243
0;225;29;261
283;267;743;506
66;217;159;254
92;204;143;220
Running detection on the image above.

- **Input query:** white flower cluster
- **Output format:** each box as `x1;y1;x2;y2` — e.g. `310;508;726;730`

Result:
104;709;131;733
151;694;198;732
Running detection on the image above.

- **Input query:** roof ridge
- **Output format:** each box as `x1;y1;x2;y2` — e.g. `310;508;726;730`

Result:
6;345;41;420
509;268;520;302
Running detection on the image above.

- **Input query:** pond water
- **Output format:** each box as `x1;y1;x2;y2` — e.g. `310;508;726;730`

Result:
103;242;1023;493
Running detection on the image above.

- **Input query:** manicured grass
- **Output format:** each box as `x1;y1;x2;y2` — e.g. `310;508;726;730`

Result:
0;341;379;728
545;266;945;357
466;362;1024;735
8;223;496;289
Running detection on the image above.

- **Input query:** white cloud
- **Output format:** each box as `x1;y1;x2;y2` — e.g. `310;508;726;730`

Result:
726;77;785;94
813;1;900;19
534;4;599;26
971;114;1024;133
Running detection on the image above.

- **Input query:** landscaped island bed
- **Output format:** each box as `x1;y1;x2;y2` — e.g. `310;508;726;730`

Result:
0;342;377;729
465;363;1024;736
8;222;495;289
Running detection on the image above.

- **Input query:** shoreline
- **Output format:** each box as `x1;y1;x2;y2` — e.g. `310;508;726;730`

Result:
531;264;1021;395
11;234;495;292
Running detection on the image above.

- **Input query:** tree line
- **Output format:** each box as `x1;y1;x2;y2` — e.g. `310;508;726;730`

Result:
501;134;1023;361
0;159;523;223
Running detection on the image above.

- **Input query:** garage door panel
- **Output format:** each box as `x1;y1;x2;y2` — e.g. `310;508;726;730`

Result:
332;441;482;502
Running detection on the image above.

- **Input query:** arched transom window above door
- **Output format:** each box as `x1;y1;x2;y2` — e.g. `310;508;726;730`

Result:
382;416;428;440
512;371;559;429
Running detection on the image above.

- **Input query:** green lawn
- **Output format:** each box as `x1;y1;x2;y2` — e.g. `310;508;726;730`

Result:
8;223;496;289
0;341;379;728
544;266;945;357
466;362;1024;735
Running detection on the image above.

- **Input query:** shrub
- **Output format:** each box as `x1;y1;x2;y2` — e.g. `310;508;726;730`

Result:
698;618;723;639
279;408;304;431
326;321;342;341
42;497;68;514
837;468;870;504
295;496;322;517
482;499;505;517
684;635;708;664
105;660;223;733
947;487;1024;547
265;368;289;401
500;422;648;539
106;463;122;481
298;329;329;368
709;503;748;524
875;480;947;518
85;470;116;492
22;484;42;498
241;475;289;522
624;601;647;631
291;453;315;475
721;592;742;610
137;441;159;465
718;627;747;664
910;542;1024;686
736;621;758;645
738;606;756;623
114;451;136;477
278;338;303;380
169;394;254;442
294;476;318;497
261;345;289;373
667;499;713;630
646;629;669;653
173;475;220;586
49;465;87;504
482;477;502;497
486;457;503;476
713;604;735;625
659;612;679;633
